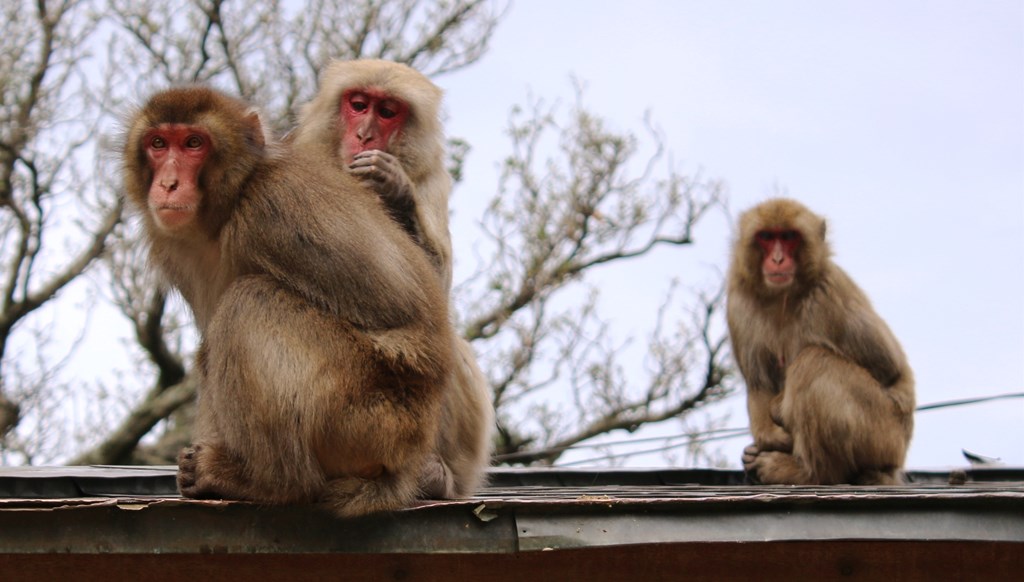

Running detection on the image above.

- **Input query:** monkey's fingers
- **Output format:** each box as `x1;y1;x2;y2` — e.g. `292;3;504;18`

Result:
348;164;389;182
350;151;402;179
352;149;396;162
741;443;761;470
353;151;410;177
349;157;385;170
350;157;408;182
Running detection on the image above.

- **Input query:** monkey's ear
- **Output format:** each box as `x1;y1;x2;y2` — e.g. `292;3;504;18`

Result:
819;220;828;241
244;109;267;148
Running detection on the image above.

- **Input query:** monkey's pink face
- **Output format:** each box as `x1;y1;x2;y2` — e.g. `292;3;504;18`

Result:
339;89;408;163
143;123;210;231
756;229;801;289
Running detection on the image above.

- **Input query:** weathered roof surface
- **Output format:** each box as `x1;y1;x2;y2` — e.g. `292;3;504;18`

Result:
1;465;1023;548
0;466;1021;580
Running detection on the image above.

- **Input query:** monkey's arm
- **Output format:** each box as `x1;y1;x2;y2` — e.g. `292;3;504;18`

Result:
728;314;793;453
742;385;792;476
745;384;793;452
349;150;453;288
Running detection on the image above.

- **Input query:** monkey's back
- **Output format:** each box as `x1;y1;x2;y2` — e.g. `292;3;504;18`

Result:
222;153;454;378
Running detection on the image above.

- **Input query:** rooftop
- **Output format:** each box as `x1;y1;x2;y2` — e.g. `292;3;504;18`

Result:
0;465;1021;580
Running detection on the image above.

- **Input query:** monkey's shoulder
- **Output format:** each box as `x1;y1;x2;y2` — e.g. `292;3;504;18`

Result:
811;268;900;338
803;268;910;380
216;155;445;322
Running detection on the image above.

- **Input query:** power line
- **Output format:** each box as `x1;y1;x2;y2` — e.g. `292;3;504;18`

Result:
493;427;746;463
914;391;1024;411
557;429;750;467
500;391;1024;466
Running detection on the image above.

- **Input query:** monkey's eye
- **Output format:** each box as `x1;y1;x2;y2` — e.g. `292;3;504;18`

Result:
779;231;800;242
756;231;776;242
185;135;204;149
348;95;370;112
377;99;404;120
150;136;167;149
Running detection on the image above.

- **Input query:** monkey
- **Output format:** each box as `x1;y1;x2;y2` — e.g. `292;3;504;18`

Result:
726;198;915;486
122;86;455;516
294;59;453;286
294;59;493;499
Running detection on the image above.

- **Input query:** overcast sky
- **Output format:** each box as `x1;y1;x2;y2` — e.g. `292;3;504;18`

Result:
438;1;1024;468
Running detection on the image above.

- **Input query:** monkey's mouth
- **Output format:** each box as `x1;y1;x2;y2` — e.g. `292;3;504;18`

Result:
153;204;196;229
764;272;795;287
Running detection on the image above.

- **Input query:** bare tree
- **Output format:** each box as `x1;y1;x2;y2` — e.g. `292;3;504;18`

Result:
462;91;733;464
3;0;735;467
0;0;122;463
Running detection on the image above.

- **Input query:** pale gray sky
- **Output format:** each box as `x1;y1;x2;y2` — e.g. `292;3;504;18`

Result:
440;0;1024;468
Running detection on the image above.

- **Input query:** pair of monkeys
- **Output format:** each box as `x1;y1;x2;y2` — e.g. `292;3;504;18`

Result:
125;60;914;518
123;60;493;517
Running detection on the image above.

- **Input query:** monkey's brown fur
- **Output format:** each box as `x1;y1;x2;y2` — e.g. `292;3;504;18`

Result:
296;60;493;498
727;198;915;485
295;59;452;285
123;86;454;516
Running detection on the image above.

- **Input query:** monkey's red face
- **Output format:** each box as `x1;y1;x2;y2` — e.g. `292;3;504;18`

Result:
340;89;408;163
143;123;210;231
756;229;801;289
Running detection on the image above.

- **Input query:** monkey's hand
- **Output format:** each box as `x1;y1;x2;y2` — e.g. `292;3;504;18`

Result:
742;443;763;476
757;422;794;454
349;150;415;209
349;150;419;239
744;423;796;481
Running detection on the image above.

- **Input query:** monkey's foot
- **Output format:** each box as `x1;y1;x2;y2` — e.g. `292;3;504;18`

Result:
177;445;217;498
748;450;816;485
177;445;206;498
322;471;419;518
176;444;250;500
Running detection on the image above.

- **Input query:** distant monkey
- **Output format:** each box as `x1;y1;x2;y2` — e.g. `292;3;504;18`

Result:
123;86;454;516
295;59;493;498
726;198;915;485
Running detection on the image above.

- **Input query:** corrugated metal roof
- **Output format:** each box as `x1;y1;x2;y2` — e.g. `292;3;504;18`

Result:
0;465;1021;554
